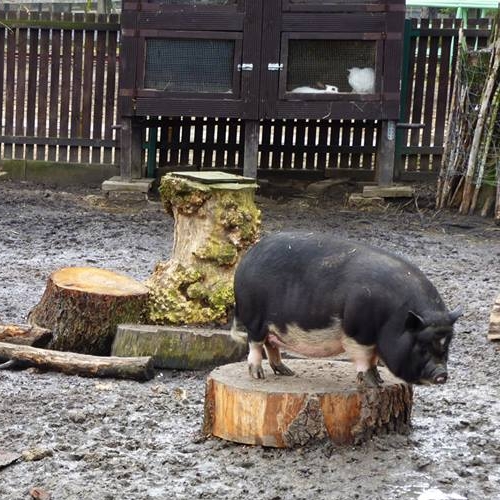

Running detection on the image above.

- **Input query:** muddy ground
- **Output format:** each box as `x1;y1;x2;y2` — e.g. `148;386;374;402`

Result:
0;179;499;500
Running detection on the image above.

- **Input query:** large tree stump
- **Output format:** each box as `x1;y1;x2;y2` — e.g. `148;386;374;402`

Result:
147;171;260;325
28;267;148;355
488;293;500;341
204;360;413;448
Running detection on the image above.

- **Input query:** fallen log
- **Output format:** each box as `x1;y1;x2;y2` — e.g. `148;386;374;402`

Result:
28;267;148;355
0;342;155;381
0;324;52;347
204;359;413;448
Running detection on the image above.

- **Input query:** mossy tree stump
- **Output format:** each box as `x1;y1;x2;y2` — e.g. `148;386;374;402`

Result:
28;267;148;355
147;172;260;325
204;360;413;448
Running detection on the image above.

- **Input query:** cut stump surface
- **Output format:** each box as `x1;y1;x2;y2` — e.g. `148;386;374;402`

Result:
204;359;413;448
488;293;500;341
29;267;148;355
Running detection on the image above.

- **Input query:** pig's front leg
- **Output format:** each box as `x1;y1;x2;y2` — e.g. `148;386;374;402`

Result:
342;336;383;388
248;340;266;379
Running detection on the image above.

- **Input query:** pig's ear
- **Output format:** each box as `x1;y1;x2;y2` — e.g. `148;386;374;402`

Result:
405;310;425;332
449;306;463;324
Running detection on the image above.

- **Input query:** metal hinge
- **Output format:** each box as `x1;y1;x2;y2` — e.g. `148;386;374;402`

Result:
268;63;283;71
238;63;254;71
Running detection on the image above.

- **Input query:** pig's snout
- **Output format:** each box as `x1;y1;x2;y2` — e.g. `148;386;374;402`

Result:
433;372;448;384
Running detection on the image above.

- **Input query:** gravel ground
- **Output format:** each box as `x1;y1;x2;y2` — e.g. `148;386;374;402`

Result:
0;179;499;500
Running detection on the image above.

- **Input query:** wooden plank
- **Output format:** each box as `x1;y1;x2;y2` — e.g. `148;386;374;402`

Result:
350;120;364;169
103;15;118;164
432;18;453;174
294;119;306;169
25;14;39;160
0;21;5;159
420;23;439;172
58;12;73;163
316;120;329;171
192;117;204;167
339;120;351;170
179;116;192;166
203;118;216;169
260;120;272;169
80;13;95;164
48;16;62;162
4;11;17;159
91;23;107;164
305;119;317;170
215;118;228;168
36;12;51;161
408;18;429;172
362;120;377;170
168;117;181;166
158;117;169;167
226;118;239;168
328;121;341;170
14;12;28;159
271;119;283;169
282;119;295;169
69;13;84;163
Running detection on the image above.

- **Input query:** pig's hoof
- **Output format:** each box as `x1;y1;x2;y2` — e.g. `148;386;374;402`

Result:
356;368;383;388
270;362;295;377
249;365;265;379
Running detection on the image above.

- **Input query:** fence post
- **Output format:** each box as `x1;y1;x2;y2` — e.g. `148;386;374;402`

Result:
395;18;415;180
120;117;144;179
243;119;259;178
376;120;396;186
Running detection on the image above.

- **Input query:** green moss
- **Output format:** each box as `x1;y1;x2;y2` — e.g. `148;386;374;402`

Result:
147;262;233;325
194;237;238;266
215;191;261;248
159;175;211;215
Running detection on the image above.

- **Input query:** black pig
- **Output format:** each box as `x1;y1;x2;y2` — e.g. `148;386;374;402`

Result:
232;232;461;387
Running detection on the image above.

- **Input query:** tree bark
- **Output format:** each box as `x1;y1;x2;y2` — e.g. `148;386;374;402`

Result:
28;267;148;355
0;342;155;381
204;359;413;448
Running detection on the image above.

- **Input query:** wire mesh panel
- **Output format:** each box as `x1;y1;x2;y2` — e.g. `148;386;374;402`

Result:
286;39;377;94
144;38;235;92
153;0;236;4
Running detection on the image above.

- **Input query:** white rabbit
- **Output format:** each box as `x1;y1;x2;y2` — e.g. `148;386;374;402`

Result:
291;84;339;94
347;67;375;94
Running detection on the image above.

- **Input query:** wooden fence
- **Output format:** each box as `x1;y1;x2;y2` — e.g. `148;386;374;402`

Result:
0;11;493;181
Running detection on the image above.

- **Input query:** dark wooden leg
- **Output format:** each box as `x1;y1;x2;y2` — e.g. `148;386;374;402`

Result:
243;119;259;178
377;120;396;187
120;117;144;180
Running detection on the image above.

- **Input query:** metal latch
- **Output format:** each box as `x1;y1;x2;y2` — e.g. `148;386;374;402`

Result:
268;63;283;71
238;63;254;71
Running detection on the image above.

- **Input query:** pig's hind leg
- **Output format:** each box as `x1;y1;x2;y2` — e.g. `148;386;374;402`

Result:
264;339;294;376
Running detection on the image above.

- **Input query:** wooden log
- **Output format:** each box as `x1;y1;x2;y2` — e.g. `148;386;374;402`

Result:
204;359;413;448
111;324;247;369
28;267;148;355
0;324;52;347
0;342;155;381
488;293;500;341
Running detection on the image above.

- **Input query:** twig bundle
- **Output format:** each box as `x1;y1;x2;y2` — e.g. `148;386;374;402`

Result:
437;17;500;222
